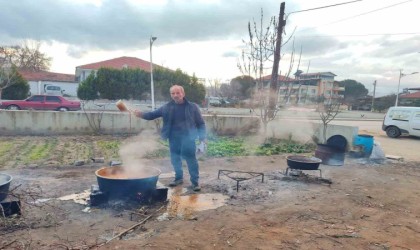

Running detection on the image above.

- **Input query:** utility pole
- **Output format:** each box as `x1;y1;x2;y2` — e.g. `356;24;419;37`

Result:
150;36;157;110
268;2;285;118
371;80;376;112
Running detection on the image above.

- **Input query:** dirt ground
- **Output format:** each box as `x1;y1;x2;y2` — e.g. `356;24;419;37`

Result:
1;136;420;250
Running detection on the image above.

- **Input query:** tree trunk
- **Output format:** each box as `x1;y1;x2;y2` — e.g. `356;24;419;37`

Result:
268;2;285;118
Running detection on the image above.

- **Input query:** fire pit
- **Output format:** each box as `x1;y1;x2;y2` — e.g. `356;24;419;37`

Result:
286;155;323;177
95;166;161;200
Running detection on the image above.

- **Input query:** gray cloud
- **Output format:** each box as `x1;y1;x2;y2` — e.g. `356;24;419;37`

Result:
368;35;420;57
2;0;418;96
0;0;298;51
282;33;345;56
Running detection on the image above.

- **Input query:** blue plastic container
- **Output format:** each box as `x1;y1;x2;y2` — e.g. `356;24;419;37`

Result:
353;134;374;156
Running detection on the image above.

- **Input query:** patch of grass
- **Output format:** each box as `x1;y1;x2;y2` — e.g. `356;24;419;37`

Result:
26;138;58;163
255;137;315;156
74;143;91;161
97;140;121;159
207;137;248;157
144;148;169;159
0;136;315;167
0;141;14;156
142;136;315;159
0;141;14;166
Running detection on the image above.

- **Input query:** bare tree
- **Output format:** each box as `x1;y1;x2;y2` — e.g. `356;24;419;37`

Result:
206;78;222;97
1;41;51;99
1;41;51;72
318;98;341;143
0;48;16;99
237;3;291;134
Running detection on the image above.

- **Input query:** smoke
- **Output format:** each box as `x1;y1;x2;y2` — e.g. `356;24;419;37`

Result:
118;131;161;178
266;108;317;143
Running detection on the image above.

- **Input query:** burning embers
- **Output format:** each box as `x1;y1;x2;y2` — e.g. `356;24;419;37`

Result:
286;155;323;178
284;155;332;184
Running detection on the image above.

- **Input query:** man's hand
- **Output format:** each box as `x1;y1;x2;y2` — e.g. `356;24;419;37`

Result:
200;139;207;145
133;110;142;118
197;140;207;154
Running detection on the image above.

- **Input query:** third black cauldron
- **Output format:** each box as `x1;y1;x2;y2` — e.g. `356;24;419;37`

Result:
286;155;322;170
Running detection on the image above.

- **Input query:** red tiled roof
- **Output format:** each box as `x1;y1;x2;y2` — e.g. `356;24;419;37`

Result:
261;74;294;81
76;56;159;72
400;91;420;99
19;70;76;82
300;72;337;77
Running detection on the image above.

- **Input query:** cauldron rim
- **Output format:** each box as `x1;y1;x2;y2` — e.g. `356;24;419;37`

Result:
95;166;161;180
286;155;322;164
0;173;12;186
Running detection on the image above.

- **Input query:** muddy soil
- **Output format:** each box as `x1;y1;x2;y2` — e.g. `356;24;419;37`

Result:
1;137;420;249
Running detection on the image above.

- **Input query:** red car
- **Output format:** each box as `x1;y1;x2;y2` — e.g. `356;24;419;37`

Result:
0;95;81;111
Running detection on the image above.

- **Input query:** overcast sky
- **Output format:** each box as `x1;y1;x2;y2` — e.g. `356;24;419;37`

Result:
1;0;419;96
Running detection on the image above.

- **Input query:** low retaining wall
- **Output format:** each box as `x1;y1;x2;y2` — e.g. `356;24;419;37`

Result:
0;111;357;147
266;119;358;149
0;110;260;136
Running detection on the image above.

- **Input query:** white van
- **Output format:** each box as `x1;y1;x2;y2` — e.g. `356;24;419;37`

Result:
44;84;63;96
382;107;420;138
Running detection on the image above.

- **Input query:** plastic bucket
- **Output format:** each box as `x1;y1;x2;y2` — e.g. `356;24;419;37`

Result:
353;134;374;156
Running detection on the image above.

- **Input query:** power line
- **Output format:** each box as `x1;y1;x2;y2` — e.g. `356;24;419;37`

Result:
296;32;420;38
325;0;413;26
288;0;363;15
295;0;414;34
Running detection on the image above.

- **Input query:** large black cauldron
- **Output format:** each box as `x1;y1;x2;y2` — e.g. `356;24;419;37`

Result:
0;173;12;201
286;155;322;170
95;166;160;199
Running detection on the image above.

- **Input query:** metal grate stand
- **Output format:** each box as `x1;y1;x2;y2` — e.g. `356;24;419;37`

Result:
218;170;264;192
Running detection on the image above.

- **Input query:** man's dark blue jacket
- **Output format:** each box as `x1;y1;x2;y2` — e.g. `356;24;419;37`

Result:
141;99;206;141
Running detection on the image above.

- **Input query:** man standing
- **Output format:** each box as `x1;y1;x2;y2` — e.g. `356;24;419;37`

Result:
134;85;206;191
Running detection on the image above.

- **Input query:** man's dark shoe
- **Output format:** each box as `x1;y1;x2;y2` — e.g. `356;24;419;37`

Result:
168;179;183;187
192;185;201;192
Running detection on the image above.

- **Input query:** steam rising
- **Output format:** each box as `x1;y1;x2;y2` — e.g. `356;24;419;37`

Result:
118;131;161;178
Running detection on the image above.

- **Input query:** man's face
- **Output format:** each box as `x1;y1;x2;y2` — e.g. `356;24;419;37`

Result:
170;87;185;104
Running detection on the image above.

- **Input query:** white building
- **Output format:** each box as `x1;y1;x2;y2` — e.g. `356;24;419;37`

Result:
19;70;79;97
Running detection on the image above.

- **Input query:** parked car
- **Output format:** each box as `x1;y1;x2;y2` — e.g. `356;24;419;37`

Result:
0;95;81;111
382;106;420;138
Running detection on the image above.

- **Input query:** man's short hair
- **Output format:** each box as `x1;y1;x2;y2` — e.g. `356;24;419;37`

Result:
170;85;185;94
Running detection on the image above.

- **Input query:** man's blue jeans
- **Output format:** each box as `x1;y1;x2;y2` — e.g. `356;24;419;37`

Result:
169;134;199;186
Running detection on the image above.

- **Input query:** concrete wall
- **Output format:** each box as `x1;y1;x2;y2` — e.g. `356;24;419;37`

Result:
0;111;357;149
266;119;358;150
0;110;260;136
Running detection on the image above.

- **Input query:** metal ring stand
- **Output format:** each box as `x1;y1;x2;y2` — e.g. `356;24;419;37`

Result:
218;170;264;192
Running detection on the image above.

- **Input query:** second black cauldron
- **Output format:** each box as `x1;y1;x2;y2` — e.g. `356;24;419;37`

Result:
286;155;322;170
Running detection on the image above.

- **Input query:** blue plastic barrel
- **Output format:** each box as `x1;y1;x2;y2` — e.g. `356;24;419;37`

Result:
353;134;374;156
